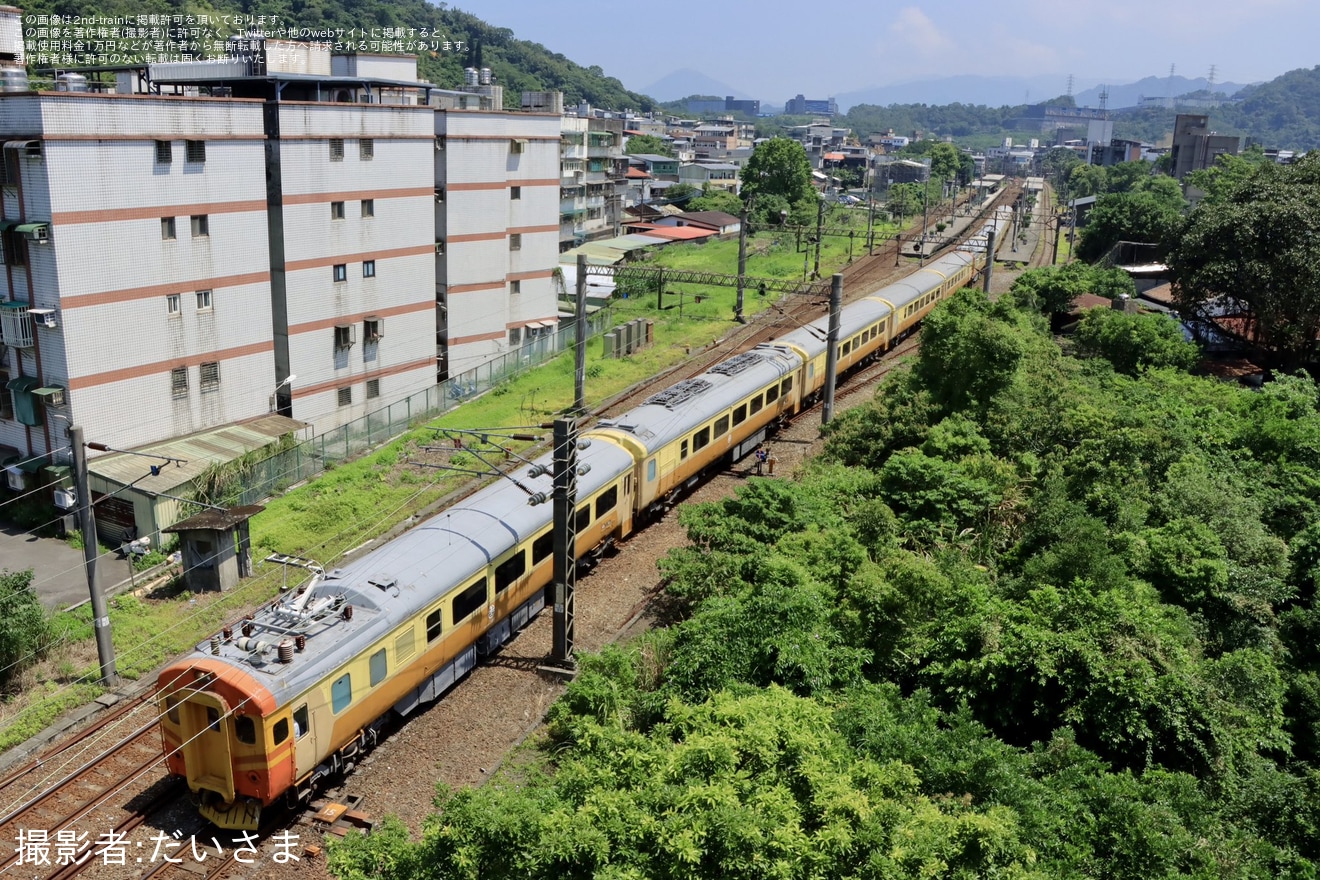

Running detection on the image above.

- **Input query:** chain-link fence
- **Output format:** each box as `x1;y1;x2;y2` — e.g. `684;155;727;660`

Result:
240;305;616;503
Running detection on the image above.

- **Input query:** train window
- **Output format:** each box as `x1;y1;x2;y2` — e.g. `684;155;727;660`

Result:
332;674;352;714
235;716;256;745
495;551;527;593
273;718;289;745
765;384;779;403
533;530;553;563
453;578;488;622
206;707;221;733
395;628;416;662
750;394;763;414
781;377;792;396
426;607;443;642
714;415;729;437
733;403;747;425
294;705;309;739
680;439;688;460
165;695;179;724
595;486;617;518
576;504;591;532
370;649;387;687
807;363;814;379
841;341;851;356
693;426;710;451
646;459;656;482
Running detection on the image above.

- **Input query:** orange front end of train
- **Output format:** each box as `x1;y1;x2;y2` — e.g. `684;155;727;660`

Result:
157;659;282;830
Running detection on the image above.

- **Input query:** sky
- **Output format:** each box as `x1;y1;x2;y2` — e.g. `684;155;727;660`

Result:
454;0;1317;103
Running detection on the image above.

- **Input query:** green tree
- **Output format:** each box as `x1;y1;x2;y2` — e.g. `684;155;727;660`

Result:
1068;163;1108;198
927;142;961;182
623;133;672;157
661;182;699;204
1009;263;1136;314
1169;153;1320;366
1076;190;1184;261
0;569;53;693
739;138;815;207
1073;309;1200;375
887;182;925;221
687;187;742;216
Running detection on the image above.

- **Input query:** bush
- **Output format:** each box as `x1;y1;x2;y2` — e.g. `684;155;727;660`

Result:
0;569;55;693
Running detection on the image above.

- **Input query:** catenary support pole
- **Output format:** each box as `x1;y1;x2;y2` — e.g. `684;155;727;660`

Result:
574;255;587;413
70;425;117;687
822;274;843;426
550;418;578;666
735;203;748;323
813;198;824;279
983;230;996;293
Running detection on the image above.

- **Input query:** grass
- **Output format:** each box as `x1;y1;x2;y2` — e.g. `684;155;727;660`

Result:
0;219;875;755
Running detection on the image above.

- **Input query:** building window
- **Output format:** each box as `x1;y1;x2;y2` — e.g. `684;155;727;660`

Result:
1;230;26;266
334;324;354;349
510;280;521;294
161;217;176;240
359;138;374;160
155;140;172;164
333;263;347;282
510;186;521;200
190;215;208;237
166;294;181;315
185;140;205;163
196;289;212;311
509;233;521;251
337;386;352;407
363;260;375;278
434;187;445;203
170;367;188;398
361;199;374;217
331;201;345;220
329;138;344;161
366;378;380;399
363;317;382;342
508;327;521;346
199;362;220;391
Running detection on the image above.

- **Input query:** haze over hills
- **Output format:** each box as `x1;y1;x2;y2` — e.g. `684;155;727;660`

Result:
641;69;751;103
833;73;1251;113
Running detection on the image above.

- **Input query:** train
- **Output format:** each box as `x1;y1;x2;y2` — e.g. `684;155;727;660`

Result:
156;206;1011;830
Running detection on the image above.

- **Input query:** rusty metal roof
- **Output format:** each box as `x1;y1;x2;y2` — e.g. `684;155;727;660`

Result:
163;505;265;533
88;414;306;495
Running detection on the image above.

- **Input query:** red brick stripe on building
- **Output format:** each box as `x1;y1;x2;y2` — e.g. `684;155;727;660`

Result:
283;187;433;205
287;300;432;335
51;200;267;225
290;357;435;399
67;340;273;390
61;271;271;309
284;243;434;273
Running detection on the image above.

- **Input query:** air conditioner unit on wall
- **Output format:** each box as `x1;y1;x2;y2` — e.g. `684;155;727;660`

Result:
22;224;48;243
28;308;55;328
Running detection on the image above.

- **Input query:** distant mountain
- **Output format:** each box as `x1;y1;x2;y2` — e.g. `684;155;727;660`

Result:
642;69;751;103
836;75;1086;112
1218;66;1320;150
1076;75;1250;109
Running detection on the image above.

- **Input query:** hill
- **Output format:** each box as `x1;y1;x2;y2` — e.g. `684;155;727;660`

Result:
1217;66;1320;150
16;0;655;110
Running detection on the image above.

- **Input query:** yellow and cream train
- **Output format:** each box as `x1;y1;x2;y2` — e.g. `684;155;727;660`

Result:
156;210;1009;830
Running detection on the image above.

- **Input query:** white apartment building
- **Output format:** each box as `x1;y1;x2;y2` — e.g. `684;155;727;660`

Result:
0;94;273;458
271;100;435;428
436;109;561;375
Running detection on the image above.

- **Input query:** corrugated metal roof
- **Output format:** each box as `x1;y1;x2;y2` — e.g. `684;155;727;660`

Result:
89;414;307;494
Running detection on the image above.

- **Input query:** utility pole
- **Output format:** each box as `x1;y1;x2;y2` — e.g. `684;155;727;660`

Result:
573;255;587;413
69;425;117;687
735;202;748;323
822;274;842;425
983;230;995;293
866;194;876;253
919;187;929;267
655;267;664;311
550;418;579;666
812;197;824;279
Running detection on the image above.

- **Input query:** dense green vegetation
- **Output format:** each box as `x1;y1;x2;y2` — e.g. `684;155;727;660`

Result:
0;569;54;693
20;0;653;110
328;289;1320;879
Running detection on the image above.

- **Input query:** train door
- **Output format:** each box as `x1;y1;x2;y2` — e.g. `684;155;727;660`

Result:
293;702;317;780
178;688;235;805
